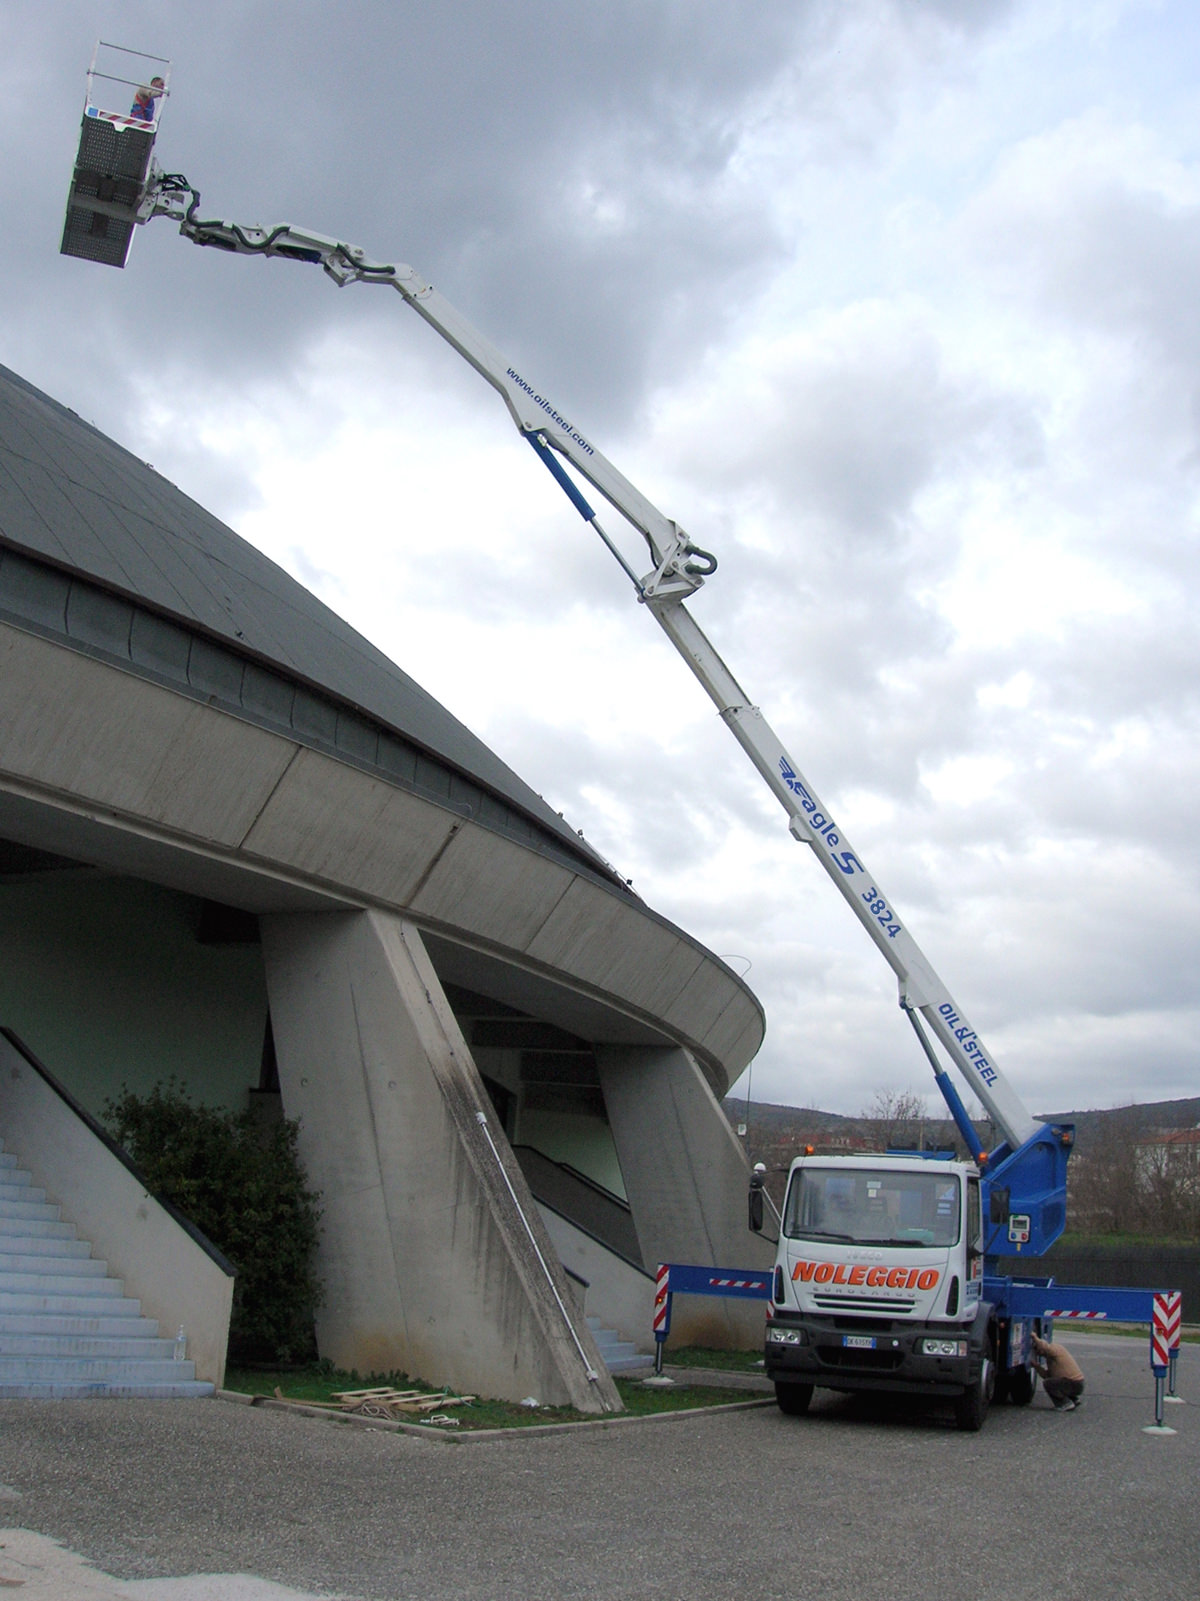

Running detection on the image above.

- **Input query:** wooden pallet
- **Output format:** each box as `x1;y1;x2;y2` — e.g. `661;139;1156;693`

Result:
270;1385;476;1419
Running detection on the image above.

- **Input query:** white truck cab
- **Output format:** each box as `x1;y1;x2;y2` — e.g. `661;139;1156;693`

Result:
763;1152;997;1430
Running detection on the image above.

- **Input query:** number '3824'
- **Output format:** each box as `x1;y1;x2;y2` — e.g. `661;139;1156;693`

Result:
862;887;901;939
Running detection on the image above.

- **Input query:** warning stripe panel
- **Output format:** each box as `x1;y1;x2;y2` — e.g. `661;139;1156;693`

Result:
1153;1291;1182;1365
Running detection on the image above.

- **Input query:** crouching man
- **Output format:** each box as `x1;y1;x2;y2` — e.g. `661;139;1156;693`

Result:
1031;1332;1085;1411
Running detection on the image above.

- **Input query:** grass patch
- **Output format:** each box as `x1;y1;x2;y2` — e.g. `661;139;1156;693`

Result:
1056;1232;1198;1248
663;1346;765;1374
222;1362;763;1431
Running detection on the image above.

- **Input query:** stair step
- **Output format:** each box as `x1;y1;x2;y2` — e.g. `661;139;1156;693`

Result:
0;1237;93;1263
0;1312;158;1338
0;1334;176;1359
0;1270;122;1298
0;1249;105;1276
0;1216;78;1241
0;1180;42;1202
586;1317;653;1374
595;1337;638;1360
586;1318;625;1347
606;1352;655;1374
0;1356;198;1382
0;1199;61;1223
0;1235;88;1261
0;1380;214;1399
0;1289;142;1317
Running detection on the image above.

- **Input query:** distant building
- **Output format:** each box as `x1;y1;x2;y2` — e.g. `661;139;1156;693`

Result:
1134;1126;1200;1187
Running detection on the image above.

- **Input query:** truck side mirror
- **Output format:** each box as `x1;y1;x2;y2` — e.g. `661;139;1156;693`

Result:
748;1169;765;1233
989;1186;1010;1225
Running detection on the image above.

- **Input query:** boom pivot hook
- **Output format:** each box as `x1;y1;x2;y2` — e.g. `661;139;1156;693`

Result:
638;523;718;603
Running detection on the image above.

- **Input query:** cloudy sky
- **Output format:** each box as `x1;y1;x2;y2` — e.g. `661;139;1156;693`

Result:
3;1;1198;1120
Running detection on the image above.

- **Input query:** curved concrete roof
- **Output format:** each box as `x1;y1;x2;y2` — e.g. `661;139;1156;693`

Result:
0;361;607;875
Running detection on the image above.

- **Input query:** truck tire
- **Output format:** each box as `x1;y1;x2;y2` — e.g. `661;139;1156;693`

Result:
954;1356;993;1432
1006;1365;1036;1406
775;1381;814;1416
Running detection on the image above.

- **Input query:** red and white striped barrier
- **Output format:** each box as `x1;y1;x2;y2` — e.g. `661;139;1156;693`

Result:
1152;1291;1182;1370
653;1264;670;1338
1047;1309;1107;1320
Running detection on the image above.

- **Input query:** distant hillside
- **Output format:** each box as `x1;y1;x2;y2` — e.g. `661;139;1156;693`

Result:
723;1100;860;1137
1041;1098;1200;1151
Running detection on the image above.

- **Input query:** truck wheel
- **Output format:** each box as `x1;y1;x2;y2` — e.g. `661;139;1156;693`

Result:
954;1357;993;1432
775;1382;814;1416
1006;1365;1036;1406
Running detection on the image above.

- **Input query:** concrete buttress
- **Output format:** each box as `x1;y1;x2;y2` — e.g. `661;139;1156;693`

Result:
596;1044;773;1349
260;909;621;1412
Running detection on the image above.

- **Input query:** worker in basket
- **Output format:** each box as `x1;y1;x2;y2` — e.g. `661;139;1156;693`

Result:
130;76;165;123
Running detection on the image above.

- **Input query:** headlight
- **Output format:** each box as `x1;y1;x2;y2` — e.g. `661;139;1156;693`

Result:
921;1338;968;1358
767;1327;806;1346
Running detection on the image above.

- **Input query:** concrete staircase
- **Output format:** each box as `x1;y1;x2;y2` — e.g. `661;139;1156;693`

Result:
0;1139;213;1398
587;1316;653;1375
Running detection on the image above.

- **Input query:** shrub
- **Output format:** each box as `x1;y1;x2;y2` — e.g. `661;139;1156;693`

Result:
104;1081;323;1364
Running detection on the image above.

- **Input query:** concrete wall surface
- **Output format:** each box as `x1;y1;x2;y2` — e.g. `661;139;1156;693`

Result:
0;875;266;1120
0;623;763;1093
0;1033;234;1386
260;908;622;1412
537;1205;657;1350
597;1044;773;1349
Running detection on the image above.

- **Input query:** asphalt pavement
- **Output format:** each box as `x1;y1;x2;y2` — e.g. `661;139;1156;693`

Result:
0;1333;1193;1601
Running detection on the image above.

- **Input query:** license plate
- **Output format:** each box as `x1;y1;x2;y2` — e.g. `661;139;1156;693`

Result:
843;1335;877;1350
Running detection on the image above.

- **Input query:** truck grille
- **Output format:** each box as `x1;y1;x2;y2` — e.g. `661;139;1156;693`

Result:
813;1295;915;1313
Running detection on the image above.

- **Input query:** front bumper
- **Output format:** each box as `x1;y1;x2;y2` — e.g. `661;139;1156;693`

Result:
765;1315;977;1397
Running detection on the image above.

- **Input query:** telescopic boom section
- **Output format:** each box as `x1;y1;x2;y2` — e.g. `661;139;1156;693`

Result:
148;190;1039;1152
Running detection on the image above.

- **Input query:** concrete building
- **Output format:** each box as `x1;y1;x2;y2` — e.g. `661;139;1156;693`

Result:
0;362;770;1410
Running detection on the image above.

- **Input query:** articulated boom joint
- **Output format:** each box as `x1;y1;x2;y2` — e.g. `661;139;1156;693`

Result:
639;523;718;604
141;170;400;287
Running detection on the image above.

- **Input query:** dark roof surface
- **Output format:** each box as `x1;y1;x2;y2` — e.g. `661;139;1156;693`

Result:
0;361;603;865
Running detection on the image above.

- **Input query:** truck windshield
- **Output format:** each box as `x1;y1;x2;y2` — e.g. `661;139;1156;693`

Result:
783;1168;961;1248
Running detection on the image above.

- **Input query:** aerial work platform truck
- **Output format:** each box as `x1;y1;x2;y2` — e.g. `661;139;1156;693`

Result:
59;56;1183;1430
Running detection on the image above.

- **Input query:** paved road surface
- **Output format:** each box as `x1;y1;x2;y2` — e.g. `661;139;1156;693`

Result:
0;1334;1193;1601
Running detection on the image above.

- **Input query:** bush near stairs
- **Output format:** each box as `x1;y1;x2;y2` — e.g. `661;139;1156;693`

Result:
105;1083;323;1365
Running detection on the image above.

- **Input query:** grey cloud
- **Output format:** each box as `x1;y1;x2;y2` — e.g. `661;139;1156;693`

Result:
1007;185;1200;369
667;353;1047;803
10;0;1014;448
10;4;813;427
961;136;1200;400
